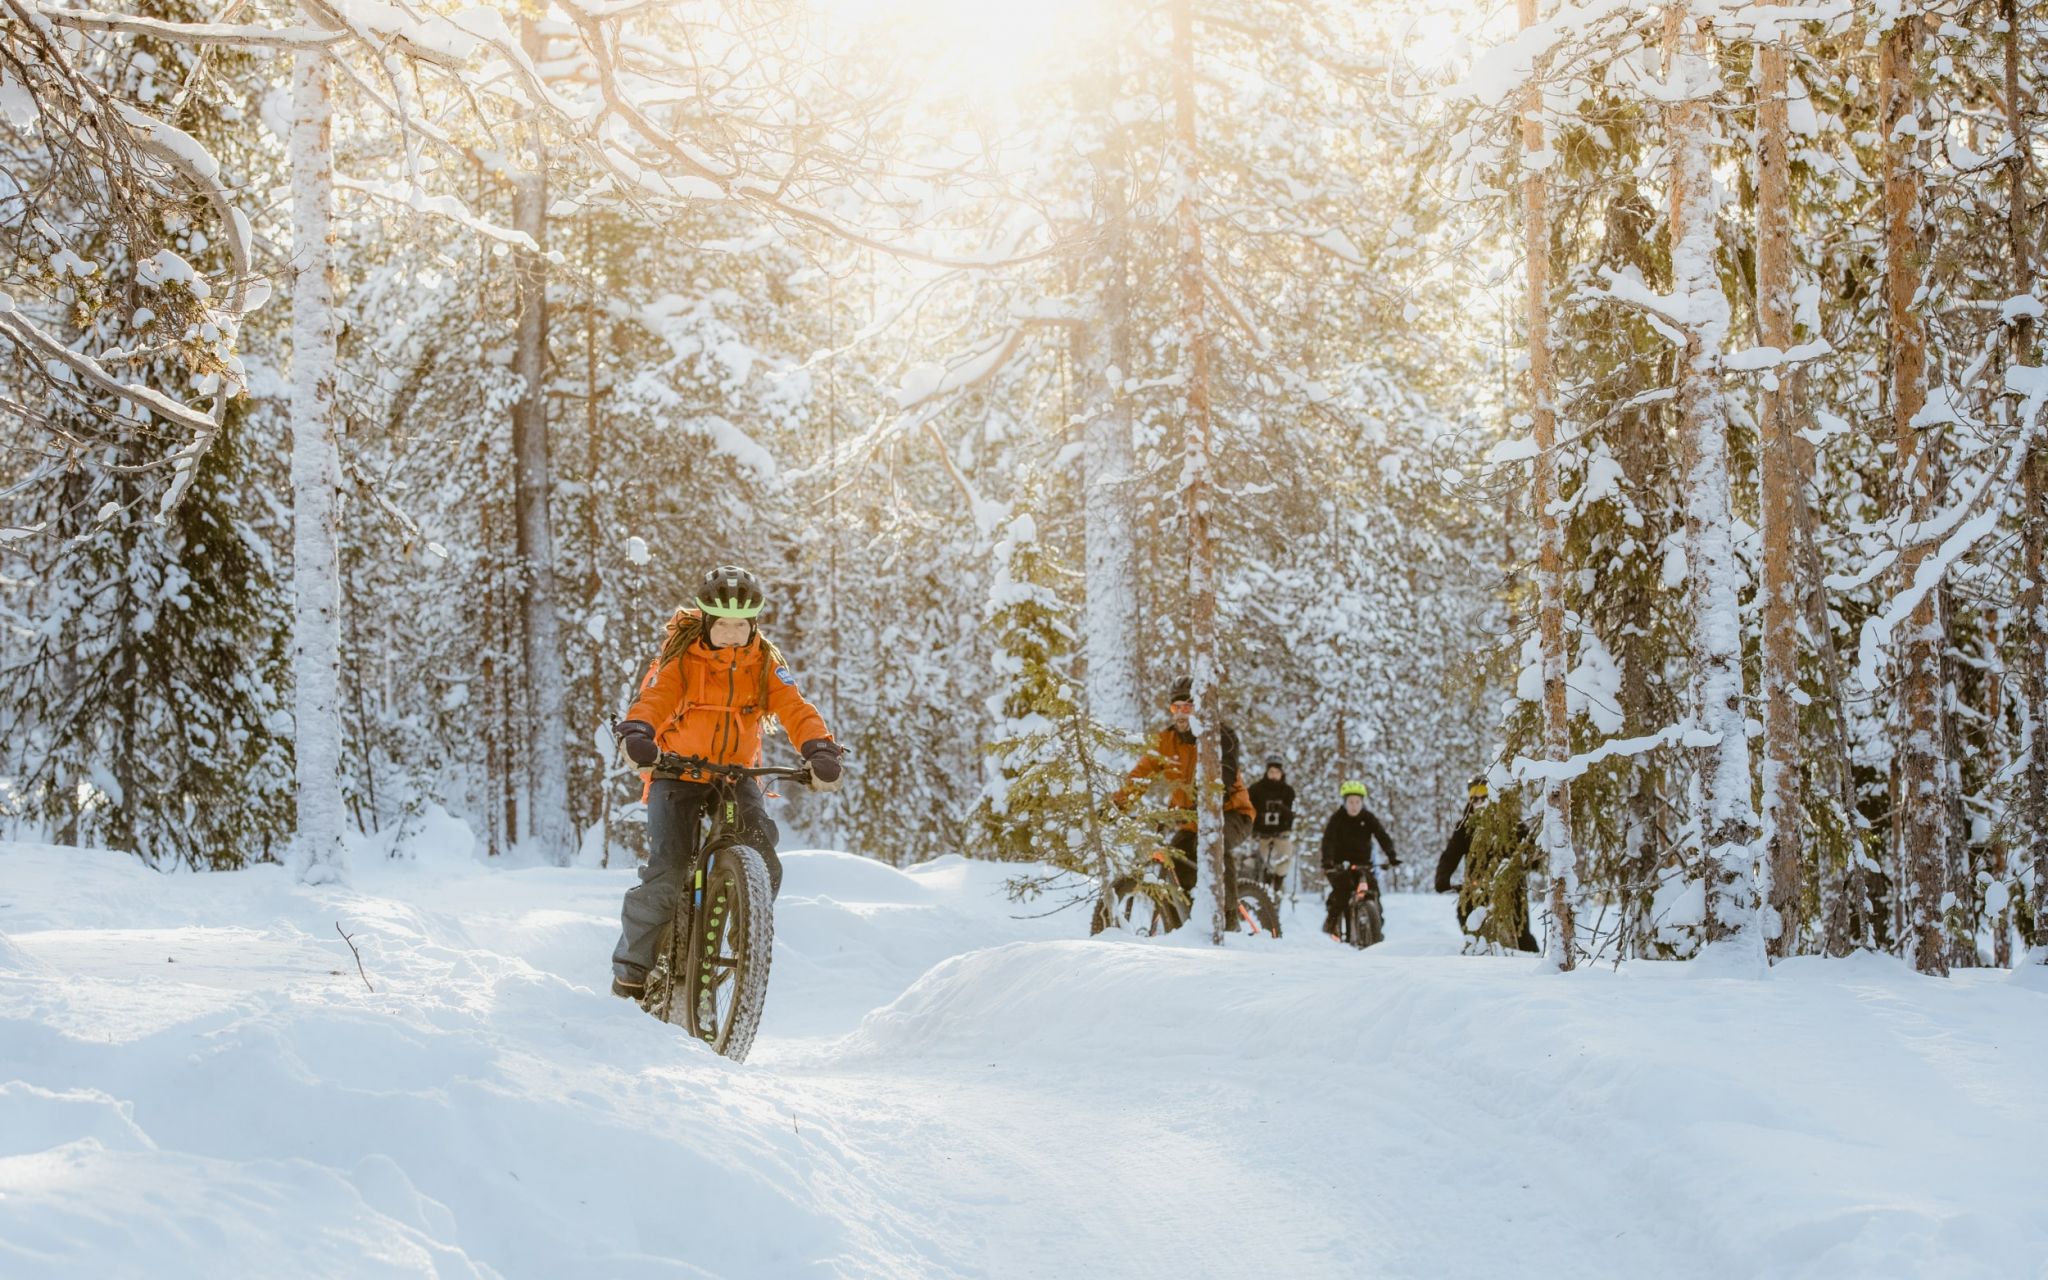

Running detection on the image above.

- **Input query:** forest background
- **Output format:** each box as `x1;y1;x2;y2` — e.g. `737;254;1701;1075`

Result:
0;0;2042;973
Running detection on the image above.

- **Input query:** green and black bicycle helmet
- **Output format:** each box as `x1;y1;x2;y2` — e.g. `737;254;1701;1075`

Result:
696;565;766;618
1340;779;1367;799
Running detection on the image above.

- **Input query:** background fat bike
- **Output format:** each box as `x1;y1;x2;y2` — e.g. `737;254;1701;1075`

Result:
1336;872;1385;949
1091;845;1283;938
637;752;814;1062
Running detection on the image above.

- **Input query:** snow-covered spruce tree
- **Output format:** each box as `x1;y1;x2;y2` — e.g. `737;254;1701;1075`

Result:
976;501;1155;914
1458;783;1542;955
0;401;292;868
0;8;289;867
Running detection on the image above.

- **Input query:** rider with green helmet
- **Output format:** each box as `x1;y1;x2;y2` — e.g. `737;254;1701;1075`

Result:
1319;778;1398;939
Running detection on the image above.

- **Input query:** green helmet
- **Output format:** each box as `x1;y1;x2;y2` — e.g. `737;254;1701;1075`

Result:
696;565;765;618
1340;779;1366;799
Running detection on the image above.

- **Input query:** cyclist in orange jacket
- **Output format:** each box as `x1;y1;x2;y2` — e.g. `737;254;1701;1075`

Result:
1114;676;1255;898
608;565;841;999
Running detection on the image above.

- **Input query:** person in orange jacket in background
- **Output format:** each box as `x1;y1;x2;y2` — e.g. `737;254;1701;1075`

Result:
608;565;843;999
1113;676;1255;900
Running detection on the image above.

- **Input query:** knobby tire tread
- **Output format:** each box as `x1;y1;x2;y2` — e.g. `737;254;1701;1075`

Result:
685;842;776;1062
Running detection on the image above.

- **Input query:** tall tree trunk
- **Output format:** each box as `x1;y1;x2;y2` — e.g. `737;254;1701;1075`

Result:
1666;1;1760;955
2002;0;2048;962
1756;38;1802;959
1521;0;1577;970
2028;448;2048;960
1081;54;1142;734
583;223;608;862
288;42;346;885
1882;14;1950;975
1170;0;1227;943
478;431;504;856
512;20;574;865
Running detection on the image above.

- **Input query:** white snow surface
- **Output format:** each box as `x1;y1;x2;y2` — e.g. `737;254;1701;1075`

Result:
3;841;2045;1279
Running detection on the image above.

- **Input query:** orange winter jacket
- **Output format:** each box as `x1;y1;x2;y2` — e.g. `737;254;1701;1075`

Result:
1117;725;1255;825
627;630;831;769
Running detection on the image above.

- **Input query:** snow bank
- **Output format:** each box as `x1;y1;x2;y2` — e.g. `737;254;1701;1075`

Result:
3;843;2044;1278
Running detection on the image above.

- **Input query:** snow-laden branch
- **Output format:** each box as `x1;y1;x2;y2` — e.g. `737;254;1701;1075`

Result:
34;5;350;50
0;295;217;435
1449;0;1855;110
1829;365;2048;596
335;174;562;260
1512;722;1694;785
1851;365;2048;692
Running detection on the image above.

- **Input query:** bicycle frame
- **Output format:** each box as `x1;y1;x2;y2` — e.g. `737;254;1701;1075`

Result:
629;752;825;1056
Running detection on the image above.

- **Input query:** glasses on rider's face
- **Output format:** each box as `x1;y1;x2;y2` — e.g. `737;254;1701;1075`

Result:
1170;700;1195;716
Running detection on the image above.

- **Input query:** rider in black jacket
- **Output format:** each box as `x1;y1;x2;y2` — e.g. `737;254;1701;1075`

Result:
1246;756;1297;892
1320;780;1398;936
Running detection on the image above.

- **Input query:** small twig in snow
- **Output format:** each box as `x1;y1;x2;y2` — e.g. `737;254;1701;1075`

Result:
335;922;374;992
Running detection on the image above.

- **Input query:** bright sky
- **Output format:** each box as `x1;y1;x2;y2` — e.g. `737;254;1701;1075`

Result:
807;0;1111;102
805;0;1486;102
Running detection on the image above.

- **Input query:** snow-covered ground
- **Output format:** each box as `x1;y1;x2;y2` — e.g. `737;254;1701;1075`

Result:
3;838;2044;1280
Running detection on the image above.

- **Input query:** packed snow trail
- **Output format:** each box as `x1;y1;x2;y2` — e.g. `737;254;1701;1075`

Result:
3;837;2045;1279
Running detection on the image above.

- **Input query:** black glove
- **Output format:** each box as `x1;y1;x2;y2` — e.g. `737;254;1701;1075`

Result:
615;719;658;767
801;738;843;791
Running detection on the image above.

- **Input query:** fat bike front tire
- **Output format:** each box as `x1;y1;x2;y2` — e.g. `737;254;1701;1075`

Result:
1348;894;1385;949
681;842;776;1062
1234;884;1283;938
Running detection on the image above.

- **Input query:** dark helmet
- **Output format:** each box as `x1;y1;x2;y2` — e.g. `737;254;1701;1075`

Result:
1265;755;1284;769
696;565;766;618
1169;675;1193;704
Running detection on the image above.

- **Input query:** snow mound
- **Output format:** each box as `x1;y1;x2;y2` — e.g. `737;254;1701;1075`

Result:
778;847;937;904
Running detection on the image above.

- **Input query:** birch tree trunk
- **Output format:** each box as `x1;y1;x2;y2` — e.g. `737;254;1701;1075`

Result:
1881;14;1950;975
1756;38;1801;959
1521;0;1577;970
1171;0;1227;944
512;20;575;865
1081;52;1141;734
1665;2;1760;956
288;43;346;885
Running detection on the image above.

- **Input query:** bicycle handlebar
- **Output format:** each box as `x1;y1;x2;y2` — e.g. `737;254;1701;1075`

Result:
649;751;815;781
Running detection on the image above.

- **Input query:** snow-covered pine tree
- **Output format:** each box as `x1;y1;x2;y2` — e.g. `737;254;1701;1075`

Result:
977;500;1156;916
1755;34;1802;961
1880;9;1951;975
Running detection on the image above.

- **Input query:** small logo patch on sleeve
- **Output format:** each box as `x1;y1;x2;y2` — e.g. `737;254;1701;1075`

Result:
774;666;796;687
